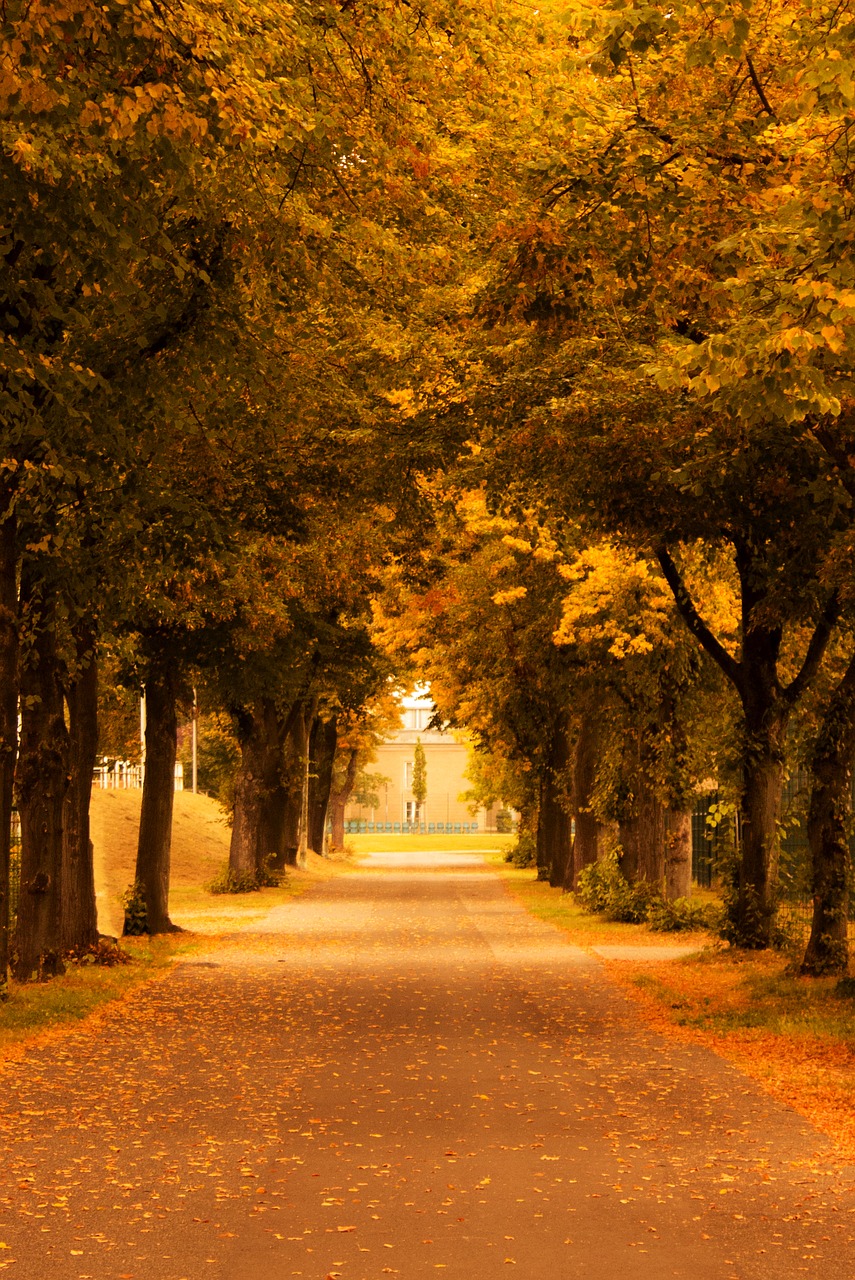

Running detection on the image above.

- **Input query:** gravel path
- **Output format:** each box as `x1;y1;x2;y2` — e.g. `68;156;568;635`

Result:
1;849;853;1279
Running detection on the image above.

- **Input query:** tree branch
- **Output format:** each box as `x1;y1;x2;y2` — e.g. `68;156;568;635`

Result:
783;590;840;708
655;545;744;694
745;54;777;120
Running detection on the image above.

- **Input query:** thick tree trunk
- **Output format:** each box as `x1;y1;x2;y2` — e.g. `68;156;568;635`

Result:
329;746;359;850
734;714;786;948
229;707;267;879
568;714;601;890
129;667;178;934
545;718;573;888
0;511;17;988
308;715;337;855
665;810;693;900
255;698;288;873
619;757;666;887
61;630;99;950
801;652;855;976
14;582;69;981
280;702;311;868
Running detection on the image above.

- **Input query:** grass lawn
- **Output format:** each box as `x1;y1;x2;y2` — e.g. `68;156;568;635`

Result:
495;855;855;1161
347;831;516;856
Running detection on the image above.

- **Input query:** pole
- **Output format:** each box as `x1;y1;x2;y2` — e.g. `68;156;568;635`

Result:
192;686;198;794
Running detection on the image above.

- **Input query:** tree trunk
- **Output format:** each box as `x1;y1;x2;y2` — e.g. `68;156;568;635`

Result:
255;698;288;873
545;718;573;888
734;713;787;948
801;651;855;976
619;772;666;887
275;701;308;870
568;713;601;890
665;810;692;900
329;744;359;850
129;666;178;934
61;629;99;950
308;715;338;855
534;774;550;881
229;706;267;879
0;510;17;988
14;581;69;981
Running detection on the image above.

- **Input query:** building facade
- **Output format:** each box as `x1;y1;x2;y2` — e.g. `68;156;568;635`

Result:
344;690;496;833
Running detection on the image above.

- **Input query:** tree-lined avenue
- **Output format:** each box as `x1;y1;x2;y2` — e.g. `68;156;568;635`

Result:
0;852;851;1278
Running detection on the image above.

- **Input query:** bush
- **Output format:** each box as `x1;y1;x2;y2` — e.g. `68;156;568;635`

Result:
577;855;719;931
496;809;513;833
504;831;537;867
206;857;283;895
647;896;721;933
121;881;148;935
576;854;654;923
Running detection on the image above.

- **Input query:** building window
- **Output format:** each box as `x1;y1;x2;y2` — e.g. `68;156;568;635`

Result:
405;800;417;824
404;761;413;788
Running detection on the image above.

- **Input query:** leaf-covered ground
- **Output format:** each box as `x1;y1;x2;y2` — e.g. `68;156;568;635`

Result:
0;850;853;1279
497;862;855;1163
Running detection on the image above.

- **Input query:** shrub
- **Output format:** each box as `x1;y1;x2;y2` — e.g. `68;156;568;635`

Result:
121;881;148;935
577;855;719;931
504;831;537;868
647;896;721;933
206;856;283;895
576;853;653;923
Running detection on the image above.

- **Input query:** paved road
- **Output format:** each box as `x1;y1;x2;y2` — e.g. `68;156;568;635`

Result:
1;850;853;1279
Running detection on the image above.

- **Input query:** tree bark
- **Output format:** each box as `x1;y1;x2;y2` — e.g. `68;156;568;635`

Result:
129;666;178;934
273;701;309;868
308;715;337;855
255;698;288;872
14;579;69;981
534;774;549;881
568;713;601;890
329;746;359;850
0;510;17;988
665;809;693;900
229;706;267;879
736;671;788;948
61;628;99;950
801;651;855;976
545;717;573;888
619;779;666;887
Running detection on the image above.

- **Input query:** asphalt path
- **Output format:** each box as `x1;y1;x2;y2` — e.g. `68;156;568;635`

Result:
1;849;853;1279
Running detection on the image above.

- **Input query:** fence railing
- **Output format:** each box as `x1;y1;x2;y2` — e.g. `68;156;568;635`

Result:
93;762;185;791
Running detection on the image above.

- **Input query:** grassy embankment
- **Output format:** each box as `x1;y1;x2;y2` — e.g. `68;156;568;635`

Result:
494;857;855;1160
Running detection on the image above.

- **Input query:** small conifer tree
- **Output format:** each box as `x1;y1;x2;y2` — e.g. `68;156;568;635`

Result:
412;739;427;827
